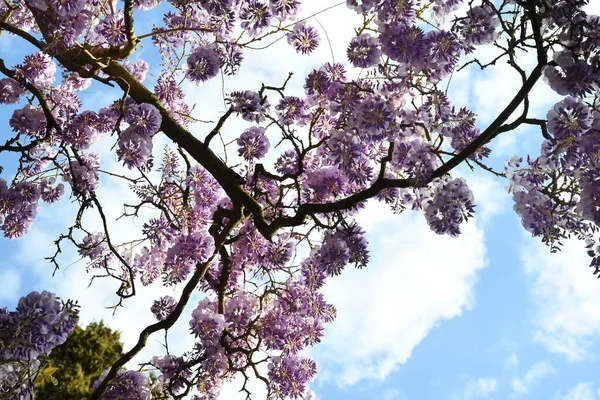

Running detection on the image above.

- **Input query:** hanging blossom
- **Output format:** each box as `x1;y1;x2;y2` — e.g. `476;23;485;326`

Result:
237;126;270;160
287;22;320;54
186;45;221;84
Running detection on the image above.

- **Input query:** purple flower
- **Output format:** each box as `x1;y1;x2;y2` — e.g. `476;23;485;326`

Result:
186;45;221;84
276;96;308;125
124;60;149;82
63;152;100;196
268;355;317;398
431;0;463;17
355;95;393;136
237;126;270;160
9;106;47;139
78;232;108;260
547;96;592;142
93;369;151;400
380;24;427;66
40;178;64;203
133;0;160;10
287;22;320;55
0;78;25;104
126;103;162;136
117;127;153;169
19;52;56;88
151;296;177;321
189;298;224;341
347;34;380;68
270;0;300;19
240;1;272;35
97;13;127;45
227;90;270;122
51;0;85;17
304;69;331;98
275;150;299;175
198;0;233;15
424;178;475;237
424;30;462;79
326;130;361;168
457;5;499;46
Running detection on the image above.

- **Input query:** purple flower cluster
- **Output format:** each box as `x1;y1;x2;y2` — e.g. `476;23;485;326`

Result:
186;45;221;84
287;22;320;55
456;5;499;46
240;1;272;35
440;107;491;160
0;78;25;104
268;355;317;399
154;75;190;125
1;291;78;398
347;34;381;68
93;369;151;400
17;52;56;88
62;152;100;196
0;179;48;239
164;232;215;284
188;298;228;396
151;295;177;321
236;126;270;160
546;96;592;142
316;222;369;276
227;90;270;122
151;355;192;395
96;12;127;46
424;178;475;237
117;129;153;170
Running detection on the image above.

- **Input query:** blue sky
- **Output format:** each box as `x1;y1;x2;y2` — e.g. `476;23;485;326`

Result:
2;1;600;400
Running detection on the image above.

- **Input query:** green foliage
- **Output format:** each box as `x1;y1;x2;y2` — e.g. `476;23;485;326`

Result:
34;321;124;400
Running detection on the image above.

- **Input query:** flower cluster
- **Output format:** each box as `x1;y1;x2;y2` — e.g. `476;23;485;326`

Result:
93;369;151;400
424;178;475;237
62;152;100;197
1;291;78;398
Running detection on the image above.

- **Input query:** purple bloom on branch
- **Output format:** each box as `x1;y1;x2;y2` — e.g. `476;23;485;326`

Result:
240;1;272;35
186;45;221;84
547;96;592;142
126;103;162;136
287;22;320;55
347;34;380;68
237;126;270;160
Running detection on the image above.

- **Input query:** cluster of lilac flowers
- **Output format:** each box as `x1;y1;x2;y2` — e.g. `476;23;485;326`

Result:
237;126;270;160
0;177;65;239
116;103;162;169
1;291;78;398
93;369;151;400
62;152;100;197
424;178;475;237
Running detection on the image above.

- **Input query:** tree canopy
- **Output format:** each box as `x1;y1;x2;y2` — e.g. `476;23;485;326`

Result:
0;0;599;398
34;321;124;400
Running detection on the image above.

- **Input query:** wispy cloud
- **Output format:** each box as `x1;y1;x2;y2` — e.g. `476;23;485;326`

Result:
454;377;498;400
510;360;555;397
557;382;598;400
521;237;600;362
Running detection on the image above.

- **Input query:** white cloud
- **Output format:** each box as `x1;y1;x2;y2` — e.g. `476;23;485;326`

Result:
521;238;600;361
557;383;598;400
510;360;555;397
454;377;498;400
310;173;504;386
